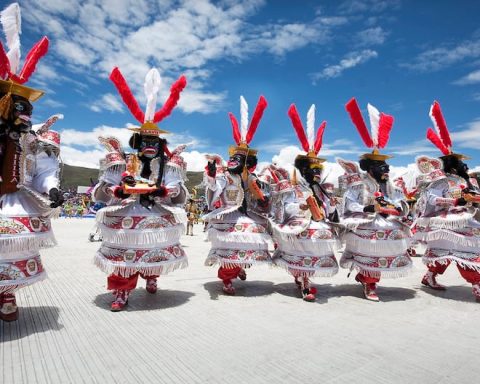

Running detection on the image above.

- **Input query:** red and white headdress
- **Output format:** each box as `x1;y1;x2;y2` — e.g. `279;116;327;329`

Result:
345;97;394;161
288;103;326;164
426;100;467;160
109;67;187;137
33;114;63;148
228;95;268;157
0;3;48;102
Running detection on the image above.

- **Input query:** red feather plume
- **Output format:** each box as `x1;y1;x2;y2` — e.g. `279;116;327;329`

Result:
245;95;267;144
345;98;373;148
288;104;309;152
377;113;394;148
430;101;452;149
153;75;187;123
427;128;450;155
109;67;145;124
17;37;49;84
229;112;241;145
314;121;326;154
0;41;10;79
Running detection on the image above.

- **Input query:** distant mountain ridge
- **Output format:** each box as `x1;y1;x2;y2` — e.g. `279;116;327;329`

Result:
61;164;203;192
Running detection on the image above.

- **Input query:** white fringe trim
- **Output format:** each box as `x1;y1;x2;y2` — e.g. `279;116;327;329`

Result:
340;217;374;231
272;257;339;278
274;238;340;257
344;234;410;257
98;223;183;246
204;251;272;268
341;260;413;279
415;213;474;230
93;252;188;278
207;229;271;246
0;232;57;253
422;254;480;273
418;229;480;248
0;271;47;294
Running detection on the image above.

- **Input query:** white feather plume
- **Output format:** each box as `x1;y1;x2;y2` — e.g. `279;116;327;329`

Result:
306;104;315;150
240;95;248;141
367;103;380;147
428;103;441;137
143;68;161;122
1;2;21;74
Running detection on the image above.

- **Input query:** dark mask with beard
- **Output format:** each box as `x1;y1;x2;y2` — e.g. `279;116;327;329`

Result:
10;95;33;135
294;157;323;185
139;135;160;159
227;154;246;175
360;159;390;184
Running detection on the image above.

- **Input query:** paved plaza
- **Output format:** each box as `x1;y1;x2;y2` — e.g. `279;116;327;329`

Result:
1;218;479;384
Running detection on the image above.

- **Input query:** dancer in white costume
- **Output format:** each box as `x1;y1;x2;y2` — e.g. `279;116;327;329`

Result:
93;67;188;311
203;96;271;295
413;101;480;301
266;104;339;302
338;98;412;301
0;3;59;321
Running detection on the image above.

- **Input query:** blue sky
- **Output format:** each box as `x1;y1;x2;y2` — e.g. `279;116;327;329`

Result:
8;0;480;181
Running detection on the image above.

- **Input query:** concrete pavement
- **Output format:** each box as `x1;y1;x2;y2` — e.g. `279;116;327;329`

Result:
1;218;479;384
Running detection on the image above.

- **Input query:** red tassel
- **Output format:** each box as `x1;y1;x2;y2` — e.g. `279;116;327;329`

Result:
314;121;326;154
153;75;187;123
109;67;145;124
377;113;394;148
430;101;452;149
246;95;268;144
17;37;49;84
229;112;241;145
427;128;450;155
0;41;10;79
288;104;309;152
345;98;373;148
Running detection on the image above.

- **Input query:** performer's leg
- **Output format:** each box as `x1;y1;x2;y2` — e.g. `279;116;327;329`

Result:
421;261;450;290
107;273;139;312
0;291;18;322
456;265;480;301
300;276;316;302
355;273;380;302
140;274;159;294
217;266;242;295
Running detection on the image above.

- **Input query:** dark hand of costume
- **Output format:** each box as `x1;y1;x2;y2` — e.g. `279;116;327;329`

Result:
206;160;216;178
48;188;64;208
456;197;467;206
257;195;269;209
363;205;376;213
121;173;136;186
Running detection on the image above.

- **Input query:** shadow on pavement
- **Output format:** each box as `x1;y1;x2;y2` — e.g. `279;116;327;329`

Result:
93;289;195;311
329;283;417;302
274;282;330;304
1;306;63;341
203;280;275;300
420;285;477;303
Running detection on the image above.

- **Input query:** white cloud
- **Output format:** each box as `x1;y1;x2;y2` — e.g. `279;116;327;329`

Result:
89;94;125;113
451;119;480;149
20;0;346;114
402;39;480;72
312;49;378;80
356;26;388;46
338;0;401;15
454;69;480;85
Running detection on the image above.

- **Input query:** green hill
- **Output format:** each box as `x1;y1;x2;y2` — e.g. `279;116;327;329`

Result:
60;163;203;192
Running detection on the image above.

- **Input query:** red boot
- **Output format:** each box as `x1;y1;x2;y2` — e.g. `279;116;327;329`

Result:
111;290;129;312
355;274;380;302
222;282;235;295
300;277;316;302
146;278;157;294
421;271;446;290
237;269;247;281
0;293;18;322
472;283;480;302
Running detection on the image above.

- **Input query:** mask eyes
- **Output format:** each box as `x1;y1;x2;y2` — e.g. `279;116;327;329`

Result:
14;103;25;112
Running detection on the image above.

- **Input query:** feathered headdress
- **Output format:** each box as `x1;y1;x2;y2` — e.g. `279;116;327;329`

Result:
288;103;327;165
109;67;187;137
426;100;467;160
0;3;48;102
33;114;63;148
228;95;268;157
345;97;394;161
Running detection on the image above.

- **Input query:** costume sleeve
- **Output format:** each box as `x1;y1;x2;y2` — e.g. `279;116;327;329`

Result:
92;164;125;204
343;187;365;213
31;154;60;194
162;167;187;205
204;173;227;210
